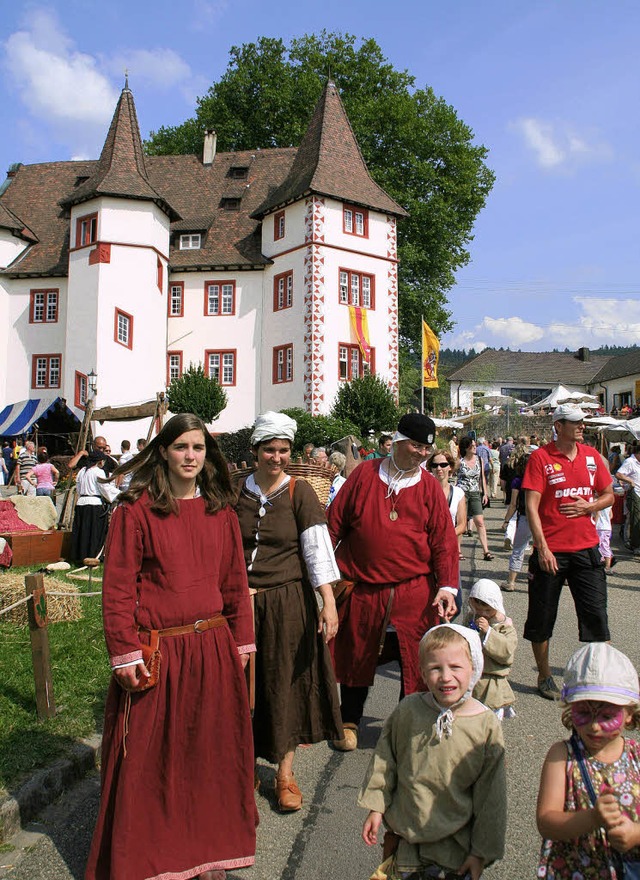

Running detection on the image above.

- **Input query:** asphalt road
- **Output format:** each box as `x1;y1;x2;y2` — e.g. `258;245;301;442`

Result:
2;500;639;880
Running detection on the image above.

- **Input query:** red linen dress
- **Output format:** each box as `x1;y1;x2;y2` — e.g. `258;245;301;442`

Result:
85;494;257;880
328;461;459;694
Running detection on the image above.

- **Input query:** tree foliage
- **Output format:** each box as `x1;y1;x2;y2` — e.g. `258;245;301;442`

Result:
330;374;400;437
146;32;494;353
166;364;228;424
281;408;360;452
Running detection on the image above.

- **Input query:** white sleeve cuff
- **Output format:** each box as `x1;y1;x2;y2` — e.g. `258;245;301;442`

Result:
299;524;340;588
112;659;142;669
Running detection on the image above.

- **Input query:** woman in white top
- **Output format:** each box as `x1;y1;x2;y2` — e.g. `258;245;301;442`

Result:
427;450;467;560
70;450;119;562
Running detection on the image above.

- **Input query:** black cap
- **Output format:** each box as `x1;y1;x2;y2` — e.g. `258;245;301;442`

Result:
87;450;105;464
397;413;436;446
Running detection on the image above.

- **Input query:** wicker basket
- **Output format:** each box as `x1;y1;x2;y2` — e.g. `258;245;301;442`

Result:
231;463;336;507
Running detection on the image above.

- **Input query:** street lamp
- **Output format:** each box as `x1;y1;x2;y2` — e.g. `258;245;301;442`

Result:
87;369;98;397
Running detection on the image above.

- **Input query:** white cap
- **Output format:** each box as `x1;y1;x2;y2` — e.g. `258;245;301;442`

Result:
562;643;639;706
552;403;586;422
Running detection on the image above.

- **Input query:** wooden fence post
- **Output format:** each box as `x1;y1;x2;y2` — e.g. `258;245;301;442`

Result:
24;573;56;721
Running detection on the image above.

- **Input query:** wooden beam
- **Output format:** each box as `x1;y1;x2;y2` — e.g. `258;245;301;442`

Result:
25;573;56;721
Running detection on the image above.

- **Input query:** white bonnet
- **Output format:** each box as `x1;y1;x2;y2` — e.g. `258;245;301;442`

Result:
423;623;484;693
251;411;297;446
469;579;506;617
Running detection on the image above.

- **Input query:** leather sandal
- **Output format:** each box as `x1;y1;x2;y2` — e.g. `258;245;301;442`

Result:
275;773;302;812
333;723;358;751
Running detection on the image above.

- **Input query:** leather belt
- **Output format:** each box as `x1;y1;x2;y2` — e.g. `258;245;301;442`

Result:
140;614;226;639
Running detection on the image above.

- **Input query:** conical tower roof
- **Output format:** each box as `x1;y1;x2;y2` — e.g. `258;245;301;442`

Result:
60;82;179;219
253;80;407;218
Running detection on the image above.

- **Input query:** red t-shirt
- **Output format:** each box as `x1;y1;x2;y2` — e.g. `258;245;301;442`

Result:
522;442;612;553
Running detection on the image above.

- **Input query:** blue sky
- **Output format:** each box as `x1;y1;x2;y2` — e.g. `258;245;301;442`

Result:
2;0;639;353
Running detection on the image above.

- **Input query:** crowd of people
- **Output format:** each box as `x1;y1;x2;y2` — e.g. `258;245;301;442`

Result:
4;405;640;879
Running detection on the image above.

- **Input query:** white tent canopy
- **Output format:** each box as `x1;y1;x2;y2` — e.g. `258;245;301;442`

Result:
531;384;598;410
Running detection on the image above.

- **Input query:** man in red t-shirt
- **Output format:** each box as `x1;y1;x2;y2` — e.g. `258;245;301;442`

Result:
522;404;613;699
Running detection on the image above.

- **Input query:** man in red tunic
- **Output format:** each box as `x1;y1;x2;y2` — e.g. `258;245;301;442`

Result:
328;414;459;750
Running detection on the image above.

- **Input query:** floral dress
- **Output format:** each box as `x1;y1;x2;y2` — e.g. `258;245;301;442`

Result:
537;736;640;879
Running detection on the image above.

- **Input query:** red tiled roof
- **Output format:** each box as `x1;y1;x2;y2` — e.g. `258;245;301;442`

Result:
59;87;179;221
0;84;403;276
253;81;407;219
0;201;37;243
0;160;96;276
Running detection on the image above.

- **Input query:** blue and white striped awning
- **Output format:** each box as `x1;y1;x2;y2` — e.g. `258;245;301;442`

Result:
0;397;80;436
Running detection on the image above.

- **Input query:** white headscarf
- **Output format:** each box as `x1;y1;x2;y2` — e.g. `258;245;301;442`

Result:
250;411;297;446
469;578;506;618
421;623;484;740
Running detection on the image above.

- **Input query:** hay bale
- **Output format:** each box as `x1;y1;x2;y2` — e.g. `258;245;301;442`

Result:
0;574;83;625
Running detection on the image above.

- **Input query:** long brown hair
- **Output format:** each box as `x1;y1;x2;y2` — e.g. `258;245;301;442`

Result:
110;413;234;515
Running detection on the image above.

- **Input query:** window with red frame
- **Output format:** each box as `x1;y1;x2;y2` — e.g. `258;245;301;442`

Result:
157;257;163;291
206;350;236;386
114;308;133;349
32;354;61;389
273;271;293;311
75;371;88;408
168;282;184;316
273;344;293;384
167;351;183;385
29;289;59;323
76;213;97;247
338;269;375;309
204;281;235;316
274;211;285;241
343;204;368;237
338;344;375;381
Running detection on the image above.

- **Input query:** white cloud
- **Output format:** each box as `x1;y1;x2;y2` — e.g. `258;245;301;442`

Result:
509;117;613;170
446;297;640;353
108;49;192;91
4;9;117;127
481;316;545;345
190;0;229;31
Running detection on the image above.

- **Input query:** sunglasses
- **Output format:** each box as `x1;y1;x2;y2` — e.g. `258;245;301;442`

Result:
430;462;450;469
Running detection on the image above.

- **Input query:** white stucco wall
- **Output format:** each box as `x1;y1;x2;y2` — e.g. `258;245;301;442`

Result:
0;229;28;270
3;277;69;404
168;269;264;433
595;375;640;409
449;381;588;412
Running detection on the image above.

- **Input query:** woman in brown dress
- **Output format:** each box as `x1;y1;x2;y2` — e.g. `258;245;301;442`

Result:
235;411;343;812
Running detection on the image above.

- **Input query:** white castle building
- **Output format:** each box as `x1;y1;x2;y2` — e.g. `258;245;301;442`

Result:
0;80;406;446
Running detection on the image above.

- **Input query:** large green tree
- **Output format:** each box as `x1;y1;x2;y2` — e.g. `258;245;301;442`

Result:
146;32;494;353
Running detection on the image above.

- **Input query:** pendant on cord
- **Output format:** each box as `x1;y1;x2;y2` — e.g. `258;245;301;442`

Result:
389;510;399;521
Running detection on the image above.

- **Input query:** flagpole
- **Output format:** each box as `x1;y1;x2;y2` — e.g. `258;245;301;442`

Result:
421;315;425;415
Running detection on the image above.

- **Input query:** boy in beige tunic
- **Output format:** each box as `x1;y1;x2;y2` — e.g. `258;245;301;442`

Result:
359;624;506;880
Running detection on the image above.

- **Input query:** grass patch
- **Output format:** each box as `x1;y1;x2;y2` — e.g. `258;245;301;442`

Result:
0;566;109;793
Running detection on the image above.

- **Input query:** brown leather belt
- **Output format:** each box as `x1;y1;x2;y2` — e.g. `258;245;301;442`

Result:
140;614;226;639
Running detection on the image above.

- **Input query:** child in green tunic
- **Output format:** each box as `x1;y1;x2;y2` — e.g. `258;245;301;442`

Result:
359;624;506;880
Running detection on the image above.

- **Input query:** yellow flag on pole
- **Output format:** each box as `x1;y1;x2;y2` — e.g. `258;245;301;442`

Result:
422;319;439;388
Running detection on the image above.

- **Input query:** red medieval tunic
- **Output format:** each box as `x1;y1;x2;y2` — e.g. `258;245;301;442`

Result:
85;494;257;880
327;460;459;695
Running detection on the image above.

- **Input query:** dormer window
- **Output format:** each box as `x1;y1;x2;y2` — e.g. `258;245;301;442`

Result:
228;166;249;179
220;197;241;211
180;233;201;250
74;176;90;188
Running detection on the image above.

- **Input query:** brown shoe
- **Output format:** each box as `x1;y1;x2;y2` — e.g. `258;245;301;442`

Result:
333;723;358;751
275;774;302;812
